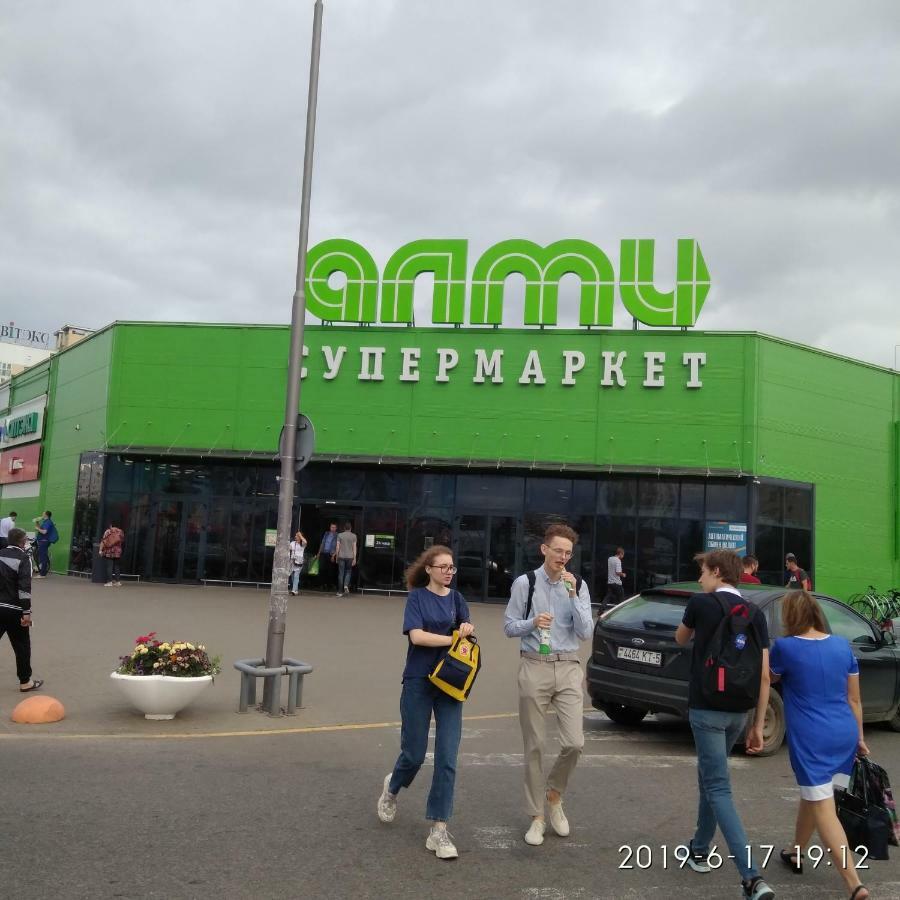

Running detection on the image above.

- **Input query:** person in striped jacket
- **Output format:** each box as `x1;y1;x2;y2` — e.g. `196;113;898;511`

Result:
0;527;42;692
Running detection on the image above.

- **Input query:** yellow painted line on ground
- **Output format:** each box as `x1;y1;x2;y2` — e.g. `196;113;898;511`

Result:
0;710;523;741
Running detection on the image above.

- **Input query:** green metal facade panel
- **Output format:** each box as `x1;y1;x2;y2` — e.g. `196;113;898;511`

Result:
754;337;898;599
13;321;895;599
39;329;114;570
10;361;50;406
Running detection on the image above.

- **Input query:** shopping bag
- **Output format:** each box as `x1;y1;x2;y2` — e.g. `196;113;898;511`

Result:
836;756;894;860
858;756;900;847
307;556;320;577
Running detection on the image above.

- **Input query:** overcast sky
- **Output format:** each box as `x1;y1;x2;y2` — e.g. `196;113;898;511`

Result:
2;1;898;368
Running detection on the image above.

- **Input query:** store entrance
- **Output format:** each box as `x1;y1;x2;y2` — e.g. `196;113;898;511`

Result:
147;498;208;581
453;513;520;603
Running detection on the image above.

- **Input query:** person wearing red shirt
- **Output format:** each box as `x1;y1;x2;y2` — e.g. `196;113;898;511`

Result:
739;555;761;584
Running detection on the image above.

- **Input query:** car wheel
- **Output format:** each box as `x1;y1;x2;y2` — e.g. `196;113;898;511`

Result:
747;691;786;757
601;703;648;726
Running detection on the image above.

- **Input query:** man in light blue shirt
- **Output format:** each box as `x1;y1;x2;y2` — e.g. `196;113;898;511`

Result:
504;523;592;847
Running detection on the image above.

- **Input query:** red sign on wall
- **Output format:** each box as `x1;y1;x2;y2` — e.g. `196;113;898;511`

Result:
0;442;41;484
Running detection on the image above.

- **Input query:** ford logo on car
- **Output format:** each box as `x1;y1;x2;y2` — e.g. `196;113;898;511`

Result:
631;638;645;645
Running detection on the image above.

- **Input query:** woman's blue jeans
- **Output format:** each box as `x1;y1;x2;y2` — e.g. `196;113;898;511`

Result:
289;567;302;593
689;707;760;882
389;677;462;822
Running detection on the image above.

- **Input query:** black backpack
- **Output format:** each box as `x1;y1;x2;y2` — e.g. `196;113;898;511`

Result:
524;570;584;619
700;592;763;712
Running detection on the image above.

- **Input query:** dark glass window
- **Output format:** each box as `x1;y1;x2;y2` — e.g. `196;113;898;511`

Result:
255;465;278;497
757;484;783;524
784;528;812;578
456;474;524;511
680;482;705;519
636;517;678;590
639;480;678;517
106;457;134;493
413;473;455;509
784;487;812;528
571;478;596;513
754;524;783;586
597;479;636;515
526;478;573;511
678;519;705;581
596;515;636;585
706;483;748;521
364;469;410;502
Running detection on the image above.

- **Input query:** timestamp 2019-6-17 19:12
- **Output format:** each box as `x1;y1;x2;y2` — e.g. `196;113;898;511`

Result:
618;844;870;870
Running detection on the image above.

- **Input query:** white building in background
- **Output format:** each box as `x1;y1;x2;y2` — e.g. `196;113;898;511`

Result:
0;340;53;384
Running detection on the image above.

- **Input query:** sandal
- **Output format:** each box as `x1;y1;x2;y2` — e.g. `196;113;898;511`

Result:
779;848;803;874
849;887;868;900
19;679;43;692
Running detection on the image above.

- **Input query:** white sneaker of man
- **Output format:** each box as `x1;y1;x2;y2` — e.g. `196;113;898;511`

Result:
548;800;570;837
524;818;546;846
376;774;396;823
425;825;458;860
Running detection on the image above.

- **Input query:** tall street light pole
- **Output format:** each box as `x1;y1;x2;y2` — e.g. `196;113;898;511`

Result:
263;0;324;702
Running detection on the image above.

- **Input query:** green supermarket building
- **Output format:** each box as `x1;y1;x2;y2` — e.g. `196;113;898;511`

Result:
0;321;897;603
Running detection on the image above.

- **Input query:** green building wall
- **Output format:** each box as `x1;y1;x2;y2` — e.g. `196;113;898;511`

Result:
19;322;900;597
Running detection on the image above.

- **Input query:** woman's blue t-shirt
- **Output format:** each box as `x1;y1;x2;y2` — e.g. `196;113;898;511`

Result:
402;587;470;679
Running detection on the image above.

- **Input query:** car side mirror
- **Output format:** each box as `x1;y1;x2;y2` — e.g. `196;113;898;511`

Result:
880;628;896;646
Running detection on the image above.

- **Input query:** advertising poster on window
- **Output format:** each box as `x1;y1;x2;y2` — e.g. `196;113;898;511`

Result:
704;521;747;554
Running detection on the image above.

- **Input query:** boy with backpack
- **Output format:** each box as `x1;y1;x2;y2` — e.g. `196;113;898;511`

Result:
674;550;776;900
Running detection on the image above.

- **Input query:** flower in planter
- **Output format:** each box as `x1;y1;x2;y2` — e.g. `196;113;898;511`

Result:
117;634;221;678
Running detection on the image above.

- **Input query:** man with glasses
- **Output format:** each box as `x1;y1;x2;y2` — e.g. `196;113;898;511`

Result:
504;523;593;847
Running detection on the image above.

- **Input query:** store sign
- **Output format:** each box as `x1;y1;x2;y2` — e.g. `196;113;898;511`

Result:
264;529;278;548
0;442;41;484
704;521;748;555
301;345;707;389
0;395;46;448
0;323;50;347
306;238;711;327
365;533;395;549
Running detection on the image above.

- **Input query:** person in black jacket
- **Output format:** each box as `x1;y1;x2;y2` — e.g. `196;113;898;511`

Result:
0;527;42;691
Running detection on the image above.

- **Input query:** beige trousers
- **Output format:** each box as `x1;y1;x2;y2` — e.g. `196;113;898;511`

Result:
517;656;585;817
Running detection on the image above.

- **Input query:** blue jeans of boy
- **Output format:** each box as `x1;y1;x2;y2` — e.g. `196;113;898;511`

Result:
337;558;352;591
689;707;760;882
37;540;50;576
389;677;462;822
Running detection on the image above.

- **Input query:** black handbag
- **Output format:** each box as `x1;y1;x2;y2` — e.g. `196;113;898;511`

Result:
836;756;894;861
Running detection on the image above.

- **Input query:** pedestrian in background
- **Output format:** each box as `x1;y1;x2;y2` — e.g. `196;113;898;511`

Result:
335;522;357;596
740;555;761;584
769;590;869;899
504;523;592;847
376;545;474;861
675;550;775;900
603;546;626;608
32;510;58;578
316;522;338;592
0;528;42;692
785;553;812;591
289;530;307;596
99;522;125;587
0;510;17;550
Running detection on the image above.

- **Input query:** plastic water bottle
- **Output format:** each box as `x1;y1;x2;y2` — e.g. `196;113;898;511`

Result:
539;626;552;655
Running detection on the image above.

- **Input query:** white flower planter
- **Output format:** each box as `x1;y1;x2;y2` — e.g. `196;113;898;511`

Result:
110;672;213;720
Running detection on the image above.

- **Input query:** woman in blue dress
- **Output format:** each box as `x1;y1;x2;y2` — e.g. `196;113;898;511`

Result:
769;590;870;900
375;545;474;860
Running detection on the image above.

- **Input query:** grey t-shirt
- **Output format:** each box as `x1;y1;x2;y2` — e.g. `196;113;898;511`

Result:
336;531;357;559
607;555;623;585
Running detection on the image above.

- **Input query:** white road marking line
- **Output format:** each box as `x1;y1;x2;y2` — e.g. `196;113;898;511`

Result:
424;752;748;769
472;825;520;850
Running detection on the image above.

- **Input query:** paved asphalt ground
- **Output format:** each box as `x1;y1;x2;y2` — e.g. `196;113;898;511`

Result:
2;578;899;899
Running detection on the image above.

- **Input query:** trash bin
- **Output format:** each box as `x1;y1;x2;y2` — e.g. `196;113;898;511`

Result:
91;547;107;584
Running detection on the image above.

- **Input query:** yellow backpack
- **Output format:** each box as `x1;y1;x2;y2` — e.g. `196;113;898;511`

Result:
428;631;482;701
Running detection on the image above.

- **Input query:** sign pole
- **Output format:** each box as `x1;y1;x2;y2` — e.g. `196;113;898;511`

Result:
263;0;324;709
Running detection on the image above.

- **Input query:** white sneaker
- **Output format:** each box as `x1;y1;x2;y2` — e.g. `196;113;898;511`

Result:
376;774;396;823
335;591;343;597
426;825;458;860
343;586;350;595
524;818;546;846
548;800;570;837
104;582;114;587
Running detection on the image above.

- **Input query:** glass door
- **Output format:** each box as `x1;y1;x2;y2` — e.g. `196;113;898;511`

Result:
150;500;184;580
454;513;521;603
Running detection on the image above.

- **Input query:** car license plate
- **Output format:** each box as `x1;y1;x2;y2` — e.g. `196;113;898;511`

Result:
616;646;662;666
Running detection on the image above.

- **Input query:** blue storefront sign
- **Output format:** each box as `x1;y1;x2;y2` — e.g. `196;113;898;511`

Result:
704;521;748;555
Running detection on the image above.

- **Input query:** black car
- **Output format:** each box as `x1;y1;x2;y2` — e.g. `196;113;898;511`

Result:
586;583;900;756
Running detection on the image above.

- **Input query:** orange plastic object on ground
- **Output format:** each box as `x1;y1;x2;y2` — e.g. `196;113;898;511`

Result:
11;695;65;724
